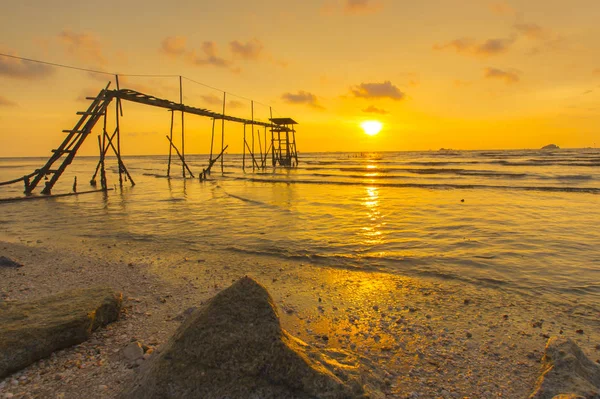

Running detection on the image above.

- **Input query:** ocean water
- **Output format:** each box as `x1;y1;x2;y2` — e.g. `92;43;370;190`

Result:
1;149;599;310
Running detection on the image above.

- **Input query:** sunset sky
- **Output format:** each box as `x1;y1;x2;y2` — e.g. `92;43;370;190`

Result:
1;0;599;156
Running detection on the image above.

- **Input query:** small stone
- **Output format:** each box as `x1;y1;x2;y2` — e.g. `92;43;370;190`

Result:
98;385;108;390
466;332;473;339
120;342;144;362
463;299;470;305
575;329;584;334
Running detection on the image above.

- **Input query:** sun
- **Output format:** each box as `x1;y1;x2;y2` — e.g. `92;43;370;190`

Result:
361;121;383;136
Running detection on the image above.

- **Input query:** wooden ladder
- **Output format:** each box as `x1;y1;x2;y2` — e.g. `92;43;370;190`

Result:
25;84;113;195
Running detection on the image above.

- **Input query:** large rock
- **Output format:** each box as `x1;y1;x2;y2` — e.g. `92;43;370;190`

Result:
121;276;373;399
529;337;600;399
0;287;122;378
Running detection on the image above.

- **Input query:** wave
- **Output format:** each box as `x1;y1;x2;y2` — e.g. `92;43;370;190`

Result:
231;176;600;194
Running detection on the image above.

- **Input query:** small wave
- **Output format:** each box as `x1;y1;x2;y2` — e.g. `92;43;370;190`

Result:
554;175;593;181
233;176;600;194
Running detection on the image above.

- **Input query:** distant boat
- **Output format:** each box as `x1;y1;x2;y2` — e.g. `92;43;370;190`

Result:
541;144;560;150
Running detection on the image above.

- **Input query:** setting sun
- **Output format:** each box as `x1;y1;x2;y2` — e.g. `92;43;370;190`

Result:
361;121;383;136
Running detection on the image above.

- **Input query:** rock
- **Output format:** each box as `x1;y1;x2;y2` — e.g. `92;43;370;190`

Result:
121;276;373;399
541;144;560;150
0;256;22;268
120;342;144;362
529;337;600;399
0;287;122;379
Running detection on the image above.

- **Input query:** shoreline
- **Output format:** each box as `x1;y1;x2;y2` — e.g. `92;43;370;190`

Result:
1;238;599;398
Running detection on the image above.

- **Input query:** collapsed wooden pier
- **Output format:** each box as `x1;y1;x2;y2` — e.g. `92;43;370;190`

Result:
0;81;299;196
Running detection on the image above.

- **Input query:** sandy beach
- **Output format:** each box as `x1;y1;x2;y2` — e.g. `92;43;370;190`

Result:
1;236;598;399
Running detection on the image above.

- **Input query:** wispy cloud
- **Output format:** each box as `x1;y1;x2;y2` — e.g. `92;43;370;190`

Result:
230;39;263;60
189;41;231;68
227;100;245;109
484;67;520;84
200;94;247;109
351;81;405;100
58;30;106;65
281;91;323;109
345;0;381;14
321;0;382;15
0;51;54;80
513;23;548;40
434;36;515;57
160;36;280;72
362;105;388;115
489;1;516;16
0;95;17;107
200;93;223;106
161;36;188;57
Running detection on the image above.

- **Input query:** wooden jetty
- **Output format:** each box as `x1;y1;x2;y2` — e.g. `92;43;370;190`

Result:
0;80;299;197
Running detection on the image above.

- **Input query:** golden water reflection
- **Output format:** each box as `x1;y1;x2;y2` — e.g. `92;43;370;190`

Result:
360;186;385;245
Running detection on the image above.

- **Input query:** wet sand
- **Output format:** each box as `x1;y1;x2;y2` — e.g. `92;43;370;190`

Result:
1;238;598;398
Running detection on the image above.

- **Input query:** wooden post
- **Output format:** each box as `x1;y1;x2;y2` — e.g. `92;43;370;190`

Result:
115;75;123;185
257;129;263;168
98;135;106;190
243;124;246;171
221;92;226;173
270;107;275;167
263;126;267;168
251;101;254;170
209;117;215;171
166;135;194;178
180;76;186;178
167;110;174;177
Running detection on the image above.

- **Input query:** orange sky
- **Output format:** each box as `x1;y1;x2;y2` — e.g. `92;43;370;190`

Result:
1;0;599;156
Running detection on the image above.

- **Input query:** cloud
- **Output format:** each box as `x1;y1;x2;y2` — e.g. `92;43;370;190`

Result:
345;0;381;14
201;94;223;106
484;67;520;84
321;0;381;15
58;30;106;65
281;91;323;109
160;37;274;71
0;51;54;79
227;100;245;109
188;41;231;68
0;95;17;107
514;23;549;40
230;39;263;60
161;36;188;57
489;2;516;16
362;105;388;115
434;36;515;57
351;81;405;100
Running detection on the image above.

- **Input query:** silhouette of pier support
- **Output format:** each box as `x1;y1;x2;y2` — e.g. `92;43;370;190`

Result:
0;83;299;197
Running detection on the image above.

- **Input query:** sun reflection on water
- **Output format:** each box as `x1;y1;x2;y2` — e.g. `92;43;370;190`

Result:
360;186;385;245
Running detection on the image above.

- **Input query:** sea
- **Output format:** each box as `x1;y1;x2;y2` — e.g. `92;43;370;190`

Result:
1;149;599;310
